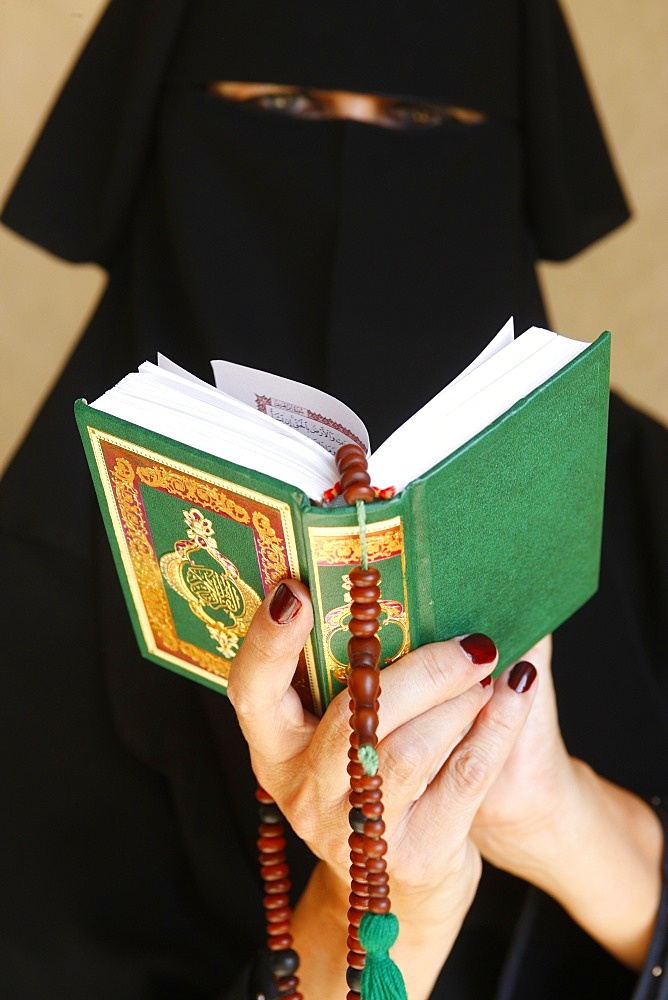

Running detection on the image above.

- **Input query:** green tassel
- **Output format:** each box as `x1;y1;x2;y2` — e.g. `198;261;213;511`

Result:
359;912;407;1000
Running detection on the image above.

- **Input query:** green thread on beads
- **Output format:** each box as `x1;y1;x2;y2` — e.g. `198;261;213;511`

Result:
359;912;407;1000
356;498;368;569
358;743;379;776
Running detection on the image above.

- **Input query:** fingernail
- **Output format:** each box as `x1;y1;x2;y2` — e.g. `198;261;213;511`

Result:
459;633;497;665
508;661;537;693
480;674;493;688
269;582;302;624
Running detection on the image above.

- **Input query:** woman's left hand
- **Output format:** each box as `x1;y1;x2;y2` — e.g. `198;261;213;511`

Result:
471;636;664;971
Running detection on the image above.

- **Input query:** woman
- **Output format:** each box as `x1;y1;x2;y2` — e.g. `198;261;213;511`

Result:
2;2;667;997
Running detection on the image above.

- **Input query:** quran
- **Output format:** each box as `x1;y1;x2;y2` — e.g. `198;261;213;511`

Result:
76;320;610;715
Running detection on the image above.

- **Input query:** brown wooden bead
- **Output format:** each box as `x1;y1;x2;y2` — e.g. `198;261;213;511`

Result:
347;934;365;953
261;862;290;881
258;823;285;838
367;882;390;898
349;584;381;604
350;601;382;621
363;818;386;838
348;667;380;705
264;878;291;894
348;617;380;637
257;835;287;853
341;467;372;489
349;566;380;586
347;906;364;927
336;443;367;465
264;893;291;909
351;880;370;897
368;896;392;915
266;905;292;923
344;484;376;504
349;790;365;808
255;787;275;805
347;950;367;970
348;832;366;853
362;837;388;858
347;760;365;778
358;773;383;790
353;707;379;745
347;634;381;661
362;800;384;818
367;872;390;886
276;976;299;992
267;933;293;951
260;853;287;870
267;920;293;937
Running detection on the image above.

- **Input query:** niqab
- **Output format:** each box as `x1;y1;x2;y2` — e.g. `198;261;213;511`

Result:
2;4;666;999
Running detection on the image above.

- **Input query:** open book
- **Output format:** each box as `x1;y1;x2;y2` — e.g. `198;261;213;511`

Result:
76;321;611;714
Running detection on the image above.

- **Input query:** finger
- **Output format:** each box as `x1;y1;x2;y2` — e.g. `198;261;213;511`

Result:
412;659;539;843
227;579;315;762
377;680;495;818
374;632;498;742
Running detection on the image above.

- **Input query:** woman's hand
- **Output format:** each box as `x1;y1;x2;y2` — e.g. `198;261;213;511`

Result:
472;637;664;971
227;580;538;998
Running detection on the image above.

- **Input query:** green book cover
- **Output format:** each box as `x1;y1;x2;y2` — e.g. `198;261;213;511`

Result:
75;332;610;716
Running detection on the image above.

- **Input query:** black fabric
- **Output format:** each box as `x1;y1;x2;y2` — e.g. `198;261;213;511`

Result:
1;1;665;998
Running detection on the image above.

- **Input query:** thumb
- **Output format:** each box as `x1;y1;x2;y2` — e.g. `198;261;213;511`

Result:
227;579;315;764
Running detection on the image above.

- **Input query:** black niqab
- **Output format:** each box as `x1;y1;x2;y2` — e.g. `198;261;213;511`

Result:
2;3;666;999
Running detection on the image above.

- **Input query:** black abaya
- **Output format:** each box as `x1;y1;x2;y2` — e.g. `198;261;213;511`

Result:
1;2;666;998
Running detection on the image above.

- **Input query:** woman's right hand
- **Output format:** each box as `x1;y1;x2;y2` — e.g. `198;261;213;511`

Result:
227;580;538;998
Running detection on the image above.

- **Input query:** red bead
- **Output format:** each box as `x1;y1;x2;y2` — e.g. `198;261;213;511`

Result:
363;818;385;838
362;837;387;857
257;835;287;853
351;880;370;897
368;896;391;914
347;934;364;953
266;906;292;923
349;863;367;882
349;892;370;910
349;584;380;604
349;566;380;586
267;933;293;950
347;760;365;778
261;862;290;881
348;617;379;637
336;443;367;465
255;787;275;804
367;882;390;898
350;601;381;621
347;949;367;970
348;832;366;852
362;800;384;818
264;878;291;894
264;893;290;909
353;707;378;745
347;634;381;661
341;467;372;488
367;871;389;886
348;667;380;705
258;823;285;837
347;907;364;927
344;484;376;504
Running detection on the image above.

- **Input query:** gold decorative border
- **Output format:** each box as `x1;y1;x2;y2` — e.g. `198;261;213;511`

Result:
87;427;320;707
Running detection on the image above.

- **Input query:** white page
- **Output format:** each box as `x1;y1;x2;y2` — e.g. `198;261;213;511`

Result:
90;322;590;501
368;328;587;492
211;359;370;456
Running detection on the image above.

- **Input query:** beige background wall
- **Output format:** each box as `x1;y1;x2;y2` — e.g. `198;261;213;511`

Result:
1;0;666;472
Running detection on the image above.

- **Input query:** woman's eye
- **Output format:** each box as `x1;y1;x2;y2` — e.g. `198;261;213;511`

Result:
246;91;322;118
386;102;449;129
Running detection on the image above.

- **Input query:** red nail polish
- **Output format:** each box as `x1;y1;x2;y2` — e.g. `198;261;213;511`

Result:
269;582;302;624
480;674;493;688
508;661;537;693
459;633;497;665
